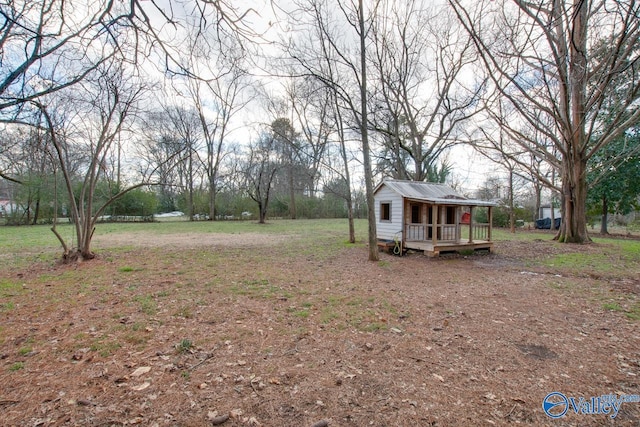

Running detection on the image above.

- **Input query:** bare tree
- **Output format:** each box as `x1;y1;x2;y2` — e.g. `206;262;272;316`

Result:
38;63;147;260
270;116;300;219
260;79;330;219
321;83;358;243
179;30;252;221
241;131;281;224
371;1;486;182
0;130;24;184
288;78;331;200
279;76;357;239
137;113;188;213
0;0;260;101
1;0;128;112
162;105;204;220
0;0;134;184
450;0;640;243
284;0;380;260
476;129;526;233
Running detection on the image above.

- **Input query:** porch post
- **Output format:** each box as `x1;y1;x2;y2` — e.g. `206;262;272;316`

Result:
422;203;428;241
431;204;438;247
488;206;493;241
468;206;474;243
404;199;410;239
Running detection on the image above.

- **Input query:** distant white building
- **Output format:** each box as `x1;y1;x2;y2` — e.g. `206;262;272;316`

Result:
539;205;561;220
0;200;17;217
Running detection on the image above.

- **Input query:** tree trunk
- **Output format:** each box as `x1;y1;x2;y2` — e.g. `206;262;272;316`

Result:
188;149;194;221
600;195;609;234
209;179;217;221
557;155;590;243
508;169;515;233
289;162;296;219
347;197;356;244
343;161;356;244
32;197;41;225
358;0;378;261
80;226;96;260
257;200;267;224
549;169;556;231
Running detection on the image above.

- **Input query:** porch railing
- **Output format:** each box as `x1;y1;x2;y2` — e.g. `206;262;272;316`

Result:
406;224;426;241
438;225;457;241
472;223;490;241
405;223;492;243
405;224;457;242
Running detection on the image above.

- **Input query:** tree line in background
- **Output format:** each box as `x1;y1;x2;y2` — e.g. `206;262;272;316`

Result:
1;0;639;261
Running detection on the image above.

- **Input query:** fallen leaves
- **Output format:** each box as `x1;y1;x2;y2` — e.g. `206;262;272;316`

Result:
131;382;150;391
208;412;230;425
130;366;151;377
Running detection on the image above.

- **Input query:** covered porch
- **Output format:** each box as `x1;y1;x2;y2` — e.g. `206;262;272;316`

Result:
402;200;494;257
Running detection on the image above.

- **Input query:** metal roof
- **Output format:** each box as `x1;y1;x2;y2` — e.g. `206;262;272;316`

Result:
374;179;497;207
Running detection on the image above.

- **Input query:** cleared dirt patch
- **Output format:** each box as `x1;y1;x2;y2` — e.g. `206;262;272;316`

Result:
94;232;289;249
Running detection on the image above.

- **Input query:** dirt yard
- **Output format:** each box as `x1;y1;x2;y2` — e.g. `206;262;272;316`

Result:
0;228;639;426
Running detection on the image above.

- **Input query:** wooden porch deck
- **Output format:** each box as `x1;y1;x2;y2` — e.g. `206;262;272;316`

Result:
403;239;493;257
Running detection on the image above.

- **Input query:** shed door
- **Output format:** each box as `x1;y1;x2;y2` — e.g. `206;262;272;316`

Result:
446;206;456;224
406;203;426;241
411;204;421;224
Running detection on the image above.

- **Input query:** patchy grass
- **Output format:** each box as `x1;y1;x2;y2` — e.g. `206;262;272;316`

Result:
96;217;364;240
0;279;22;296
176;338;193;353
9;362;25;372
0;224;63;250
174;305;194;319
603;300;640;320
134;294;158;315
18;346;32;356
603;302;624;312
545;238;640;277
493;229;640;278
627;305;640;320
293;308;311;319
0;219;367;266
1;301;15;311
545;251;615;272
89;339;122;357
229;278;291;300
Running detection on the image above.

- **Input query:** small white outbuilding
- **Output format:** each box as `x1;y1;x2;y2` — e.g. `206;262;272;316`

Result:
374;179;497;257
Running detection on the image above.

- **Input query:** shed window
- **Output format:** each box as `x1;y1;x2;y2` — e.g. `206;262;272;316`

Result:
380;202;391;221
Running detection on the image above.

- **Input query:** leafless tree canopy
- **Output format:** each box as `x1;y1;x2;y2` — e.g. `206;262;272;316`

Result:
370;2;486;182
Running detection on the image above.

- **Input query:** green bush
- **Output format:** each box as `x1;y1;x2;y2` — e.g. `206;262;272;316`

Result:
474;205;530;228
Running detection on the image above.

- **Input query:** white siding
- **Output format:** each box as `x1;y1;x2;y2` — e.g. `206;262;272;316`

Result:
374;186;404;241
540;206;561;219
